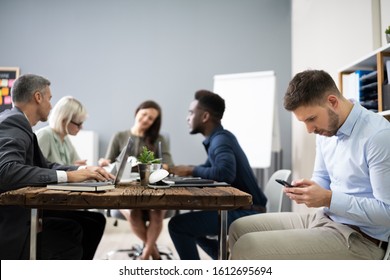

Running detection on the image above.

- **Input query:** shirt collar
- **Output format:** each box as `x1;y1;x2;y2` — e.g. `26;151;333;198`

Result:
203;124;224;147
52;129;64;144
13;106;31;125
336;102;362;138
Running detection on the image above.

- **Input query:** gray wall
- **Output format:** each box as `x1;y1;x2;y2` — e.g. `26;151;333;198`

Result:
0;0;292;170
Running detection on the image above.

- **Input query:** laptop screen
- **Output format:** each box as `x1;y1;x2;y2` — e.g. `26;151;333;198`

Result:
113;137;133;184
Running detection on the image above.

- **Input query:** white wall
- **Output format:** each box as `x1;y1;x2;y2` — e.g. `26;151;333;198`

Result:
291;0;389;212
381;0;390;44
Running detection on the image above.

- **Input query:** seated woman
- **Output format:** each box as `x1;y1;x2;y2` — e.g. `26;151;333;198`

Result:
99;100;174;260
35;95;105;260
36;96;87;166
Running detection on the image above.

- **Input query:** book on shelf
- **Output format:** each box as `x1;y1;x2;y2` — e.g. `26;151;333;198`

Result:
342;71;359;101
387;61;390;85
342;70;378;111
47;182;115;192
383;84;390;111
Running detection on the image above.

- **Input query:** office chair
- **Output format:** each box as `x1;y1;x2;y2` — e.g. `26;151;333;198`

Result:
105;209;176;260
263;169;291;212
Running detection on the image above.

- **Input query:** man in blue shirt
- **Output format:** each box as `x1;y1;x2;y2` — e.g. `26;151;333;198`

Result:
169;90;267;260
229;69;390;259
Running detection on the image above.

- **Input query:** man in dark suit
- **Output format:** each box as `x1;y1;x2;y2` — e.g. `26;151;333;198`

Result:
0;74;114;259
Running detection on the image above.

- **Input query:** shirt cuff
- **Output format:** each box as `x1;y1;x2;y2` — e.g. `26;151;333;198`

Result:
328;191;348;215
56;170;68;183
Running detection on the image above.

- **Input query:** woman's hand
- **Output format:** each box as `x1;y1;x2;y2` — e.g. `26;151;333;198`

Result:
98;158;111;167
74;159;87;166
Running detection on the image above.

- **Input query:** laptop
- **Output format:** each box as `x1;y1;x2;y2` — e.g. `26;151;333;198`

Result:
166;177;216;185
47;137;133;191
164;177;229;187
148;173;229;188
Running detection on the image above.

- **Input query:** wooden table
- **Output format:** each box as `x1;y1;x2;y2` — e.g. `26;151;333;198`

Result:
0;182;252;260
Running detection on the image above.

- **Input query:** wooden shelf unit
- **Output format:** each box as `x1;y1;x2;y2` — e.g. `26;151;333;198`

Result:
338;44;390;112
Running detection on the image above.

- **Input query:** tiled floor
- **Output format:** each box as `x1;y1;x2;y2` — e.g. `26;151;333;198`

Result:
94;216;211;260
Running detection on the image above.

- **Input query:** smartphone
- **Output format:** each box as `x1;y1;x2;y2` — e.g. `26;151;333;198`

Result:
275;179;294;188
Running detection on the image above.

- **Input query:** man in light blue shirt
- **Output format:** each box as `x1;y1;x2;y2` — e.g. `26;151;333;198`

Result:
229;69;390;259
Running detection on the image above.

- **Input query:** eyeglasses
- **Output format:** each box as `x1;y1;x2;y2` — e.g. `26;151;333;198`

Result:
70;120;83;128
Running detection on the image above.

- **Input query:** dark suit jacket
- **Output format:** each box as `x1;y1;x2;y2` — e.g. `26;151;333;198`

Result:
0;107;77;259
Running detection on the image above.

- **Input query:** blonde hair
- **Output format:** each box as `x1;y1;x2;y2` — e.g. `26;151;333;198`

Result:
48;96;87;135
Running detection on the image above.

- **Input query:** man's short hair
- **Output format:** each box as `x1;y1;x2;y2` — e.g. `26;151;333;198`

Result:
194;90;225;120
283;69;340;111
11;74;51;104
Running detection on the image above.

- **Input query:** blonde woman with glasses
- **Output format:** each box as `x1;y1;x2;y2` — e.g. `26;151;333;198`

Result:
36;96;87;166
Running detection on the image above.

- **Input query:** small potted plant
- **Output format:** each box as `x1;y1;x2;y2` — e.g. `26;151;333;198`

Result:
137;146;161;164
137;146;161;186
386;25;390;44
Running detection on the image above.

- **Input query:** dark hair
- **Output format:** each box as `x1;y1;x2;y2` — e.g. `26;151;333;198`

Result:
135;100;161;150
284;69;341;111
11;74;51;103
194;90;225;120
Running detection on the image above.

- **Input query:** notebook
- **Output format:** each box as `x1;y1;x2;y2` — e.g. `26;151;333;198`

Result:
47;137;133;192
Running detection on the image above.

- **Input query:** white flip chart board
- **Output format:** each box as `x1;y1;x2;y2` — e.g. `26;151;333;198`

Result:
213;71;276;168
68;130;99;166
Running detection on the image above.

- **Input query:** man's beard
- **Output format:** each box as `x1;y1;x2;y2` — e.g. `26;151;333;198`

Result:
314;108;339;137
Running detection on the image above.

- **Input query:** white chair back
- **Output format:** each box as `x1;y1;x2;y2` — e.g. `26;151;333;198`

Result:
264;169;291;212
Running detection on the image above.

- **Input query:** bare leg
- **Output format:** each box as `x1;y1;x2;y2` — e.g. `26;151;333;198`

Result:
141;209;167;260
119;209;148;257
119;209;160;259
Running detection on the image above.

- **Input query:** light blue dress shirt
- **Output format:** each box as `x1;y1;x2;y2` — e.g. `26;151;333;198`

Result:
312;103;390;241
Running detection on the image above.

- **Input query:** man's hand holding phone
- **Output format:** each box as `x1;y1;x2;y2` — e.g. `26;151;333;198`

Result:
276;178;332;208
275;179;294;188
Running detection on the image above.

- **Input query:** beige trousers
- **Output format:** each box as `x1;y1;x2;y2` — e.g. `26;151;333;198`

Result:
229;210;386;260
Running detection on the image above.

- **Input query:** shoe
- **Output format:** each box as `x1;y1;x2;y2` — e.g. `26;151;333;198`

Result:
127;244;143;259
157;245;174;260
